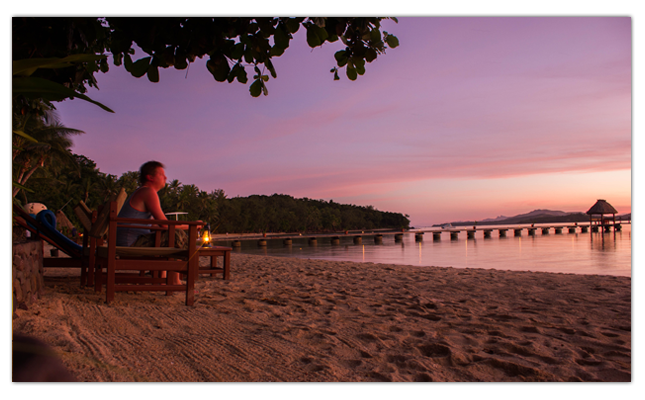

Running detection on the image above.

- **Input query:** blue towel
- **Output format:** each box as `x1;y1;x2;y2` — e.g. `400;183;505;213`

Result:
35;210;82;253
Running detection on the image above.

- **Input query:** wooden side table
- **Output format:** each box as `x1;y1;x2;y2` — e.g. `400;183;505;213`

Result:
198;246;231;279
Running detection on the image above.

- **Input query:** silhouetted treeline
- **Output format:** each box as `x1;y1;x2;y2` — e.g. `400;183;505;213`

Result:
217;194;410;233
21;152;410;233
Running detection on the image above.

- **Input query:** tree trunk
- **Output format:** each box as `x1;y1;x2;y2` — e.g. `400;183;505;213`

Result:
13;156;45;197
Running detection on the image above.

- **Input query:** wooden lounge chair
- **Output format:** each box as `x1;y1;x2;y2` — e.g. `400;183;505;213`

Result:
13;203;88;280
90;200;204;306
13;190;129;288
76;189;129;288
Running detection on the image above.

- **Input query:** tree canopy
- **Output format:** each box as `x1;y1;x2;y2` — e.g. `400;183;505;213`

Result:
12;17;399;109
25;152;410;234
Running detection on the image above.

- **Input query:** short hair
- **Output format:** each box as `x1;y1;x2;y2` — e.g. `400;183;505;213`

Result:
139;161;165;186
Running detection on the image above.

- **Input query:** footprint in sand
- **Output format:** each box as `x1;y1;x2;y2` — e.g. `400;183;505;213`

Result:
386;354;408;366
356;333;379;343
414;373;433;382
417;343;452;358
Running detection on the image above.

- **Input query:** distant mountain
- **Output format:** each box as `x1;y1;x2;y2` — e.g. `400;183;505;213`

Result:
433;209;629;227
480;215;509;223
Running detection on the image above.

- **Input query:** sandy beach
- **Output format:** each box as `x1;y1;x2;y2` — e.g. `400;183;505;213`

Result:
12;252;631;382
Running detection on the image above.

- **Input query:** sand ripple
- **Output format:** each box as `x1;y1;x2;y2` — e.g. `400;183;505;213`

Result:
13;254;631;382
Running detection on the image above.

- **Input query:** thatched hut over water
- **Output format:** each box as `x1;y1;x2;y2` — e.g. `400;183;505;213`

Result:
586;199;618;227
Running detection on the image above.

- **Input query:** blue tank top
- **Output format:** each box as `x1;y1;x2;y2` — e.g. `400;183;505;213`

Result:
116;193;153;246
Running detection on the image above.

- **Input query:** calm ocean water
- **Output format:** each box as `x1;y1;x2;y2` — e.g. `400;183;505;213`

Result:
213;224;631;277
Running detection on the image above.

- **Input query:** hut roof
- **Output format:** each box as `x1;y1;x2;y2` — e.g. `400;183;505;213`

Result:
586;199;618;215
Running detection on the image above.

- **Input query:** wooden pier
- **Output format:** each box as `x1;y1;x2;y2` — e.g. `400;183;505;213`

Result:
216;221;627;247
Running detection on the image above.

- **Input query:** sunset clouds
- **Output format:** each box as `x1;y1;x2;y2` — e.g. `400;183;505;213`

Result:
55;17;631;225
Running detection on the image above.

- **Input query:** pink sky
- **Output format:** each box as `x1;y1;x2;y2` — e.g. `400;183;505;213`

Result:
54;17;631;226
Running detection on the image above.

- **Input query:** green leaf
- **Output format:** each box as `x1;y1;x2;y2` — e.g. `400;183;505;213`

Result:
13;130;38;143
261;75;269;82
13;181;34;193
365;48;378;63
370;28;381;43
130;57;151;78
316;25;329;43
250;79;262;97
113;53;123;67
231;43;245;60
174;56;188;70
124;53;133;71
206;54;230;82
306;25;322;47
270;46;286;57
385;34;400;48
147;65;159;82
266;59;277;78
12;77;114;113
346;65;357;81
285;18;301;34
227;64;239;83
237;67;248;84
274;24;290;49
334;50;349;67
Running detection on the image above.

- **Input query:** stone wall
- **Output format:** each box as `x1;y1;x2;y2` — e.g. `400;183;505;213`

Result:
13;240;44;313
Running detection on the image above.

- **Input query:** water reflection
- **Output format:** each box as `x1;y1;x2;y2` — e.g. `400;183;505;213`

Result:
216;224;631;277
590;230;621;252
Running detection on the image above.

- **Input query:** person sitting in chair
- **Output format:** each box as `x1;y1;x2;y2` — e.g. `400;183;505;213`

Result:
116;161;198;286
